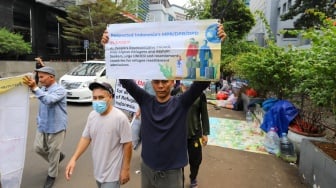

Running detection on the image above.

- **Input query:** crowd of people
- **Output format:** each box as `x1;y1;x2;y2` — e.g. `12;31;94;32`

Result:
22;23;226;188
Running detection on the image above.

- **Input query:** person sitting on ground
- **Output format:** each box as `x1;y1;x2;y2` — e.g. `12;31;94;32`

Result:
216;89;240;109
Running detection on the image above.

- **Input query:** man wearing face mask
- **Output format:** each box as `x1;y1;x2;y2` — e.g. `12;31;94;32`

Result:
65;82;132;188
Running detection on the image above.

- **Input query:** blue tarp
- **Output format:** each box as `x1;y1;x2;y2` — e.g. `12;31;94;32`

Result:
260;100;298;137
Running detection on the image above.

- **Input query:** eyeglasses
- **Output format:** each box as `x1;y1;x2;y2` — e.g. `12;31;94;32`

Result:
152;80;169;84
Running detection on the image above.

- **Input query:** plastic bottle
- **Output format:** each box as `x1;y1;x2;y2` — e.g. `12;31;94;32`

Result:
246;109;253;125
263;127;280;156
280;132;297;163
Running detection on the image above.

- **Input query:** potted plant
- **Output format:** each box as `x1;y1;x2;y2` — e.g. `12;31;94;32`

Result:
288;15;336;145
287;103;328;154
288;107;326;137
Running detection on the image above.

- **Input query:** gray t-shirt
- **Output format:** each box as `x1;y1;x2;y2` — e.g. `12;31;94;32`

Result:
82;107;132;182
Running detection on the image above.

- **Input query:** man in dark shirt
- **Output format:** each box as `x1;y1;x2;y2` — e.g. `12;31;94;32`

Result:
120;79;209;188
101;23;226;188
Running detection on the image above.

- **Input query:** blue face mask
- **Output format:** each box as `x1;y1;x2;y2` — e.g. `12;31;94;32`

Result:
92;100;108;114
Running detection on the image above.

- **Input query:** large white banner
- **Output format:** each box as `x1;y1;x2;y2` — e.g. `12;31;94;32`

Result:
0;75;30;188
105;19;222;80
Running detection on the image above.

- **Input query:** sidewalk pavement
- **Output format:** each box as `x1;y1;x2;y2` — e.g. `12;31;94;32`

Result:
22;100;307;188
191;105;306;188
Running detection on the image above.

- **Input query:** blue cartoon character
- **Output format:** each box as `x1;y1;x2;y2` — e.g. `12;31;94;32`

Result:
199;40;213;77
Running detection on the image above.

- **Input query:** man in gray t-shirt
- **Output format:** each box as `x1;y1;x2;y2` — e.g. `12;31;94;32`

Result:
65;82;132;187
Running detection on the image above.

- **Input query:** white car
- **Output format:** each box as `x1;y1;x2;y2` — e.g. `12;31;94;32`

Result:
59;60;115;103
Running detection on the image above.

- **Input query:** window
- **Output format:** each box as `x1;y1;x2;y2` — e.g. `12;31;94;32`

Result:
282;3;287;13
13;3;31;43
46;12;60;55
288;0;292;8
168;14;174;21
283;29;297;39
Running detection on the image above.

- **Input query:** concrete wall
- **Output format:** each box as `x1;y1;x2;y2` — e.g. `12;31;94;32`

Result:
0;61;82;81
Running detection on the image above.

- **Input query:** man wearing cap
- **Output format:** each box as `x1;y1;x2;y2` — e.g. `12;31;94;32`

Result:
172;80;210;188
23;66;67;188
65;82;132;188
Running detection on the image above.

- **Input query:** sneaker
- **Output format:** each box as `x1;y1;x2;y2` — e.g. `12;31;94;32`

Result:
44;175;55;188
190;179;198;188
59;152;65;163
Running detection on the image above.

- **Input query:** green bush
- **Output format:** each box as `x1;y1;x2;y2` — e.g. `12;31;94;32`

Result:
0;28;31;55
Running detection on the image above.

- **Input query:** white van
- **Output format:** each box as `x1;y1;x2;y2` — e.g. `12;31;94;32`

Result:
59;60;115;103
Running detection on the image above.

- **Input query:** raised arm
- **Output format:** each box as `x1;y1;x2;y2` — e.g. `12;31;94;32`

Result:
119;79;149;104
180;81;210;107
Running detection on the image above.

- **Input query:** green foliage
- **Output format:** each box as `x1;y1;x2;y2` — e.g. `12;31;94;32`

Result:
212;0;255;41
295;17;336;114
221;40;259;74
281;0;336;29
57;0;137;59
0;28;32;55
229;11;336;122
185;0;255;41
184;0;212;19
231;43;301;99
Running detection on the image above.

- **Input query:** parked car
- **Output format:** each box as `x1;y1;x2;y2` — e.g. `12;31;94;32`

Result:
59;60;115;103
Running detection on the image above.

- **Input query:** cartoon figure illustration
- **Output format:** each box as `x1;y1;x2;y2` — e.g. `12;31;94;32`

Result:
185;38;199;79
176;55;184;78
199;40;213;77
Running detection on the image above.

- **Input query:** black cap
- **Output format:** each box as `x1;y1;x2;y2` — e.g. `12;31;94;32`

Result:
89;82;114;96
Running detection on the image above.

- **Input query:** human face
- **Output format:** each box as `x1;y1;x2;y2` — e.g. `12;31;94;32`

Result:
38;72;55;87
151;80;174;102
92;88;112;115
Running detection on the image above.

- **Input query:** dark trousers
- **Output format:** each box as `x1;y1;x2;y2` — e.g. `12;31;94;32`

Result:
187;137;202;181
141;161;183;188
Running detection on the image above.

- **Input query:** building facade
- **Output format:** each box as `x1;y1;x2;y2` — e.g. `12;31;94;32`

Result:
248;0;305;47
147;0;187;22
0;0;75;60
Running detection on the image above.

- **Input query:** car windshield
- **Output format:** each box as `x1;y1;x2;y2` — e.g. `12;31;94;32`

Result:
68;63;105;76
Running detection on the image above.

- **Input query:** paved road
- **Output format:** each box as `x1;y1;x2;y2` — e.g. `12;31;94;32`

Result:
21;99;306;188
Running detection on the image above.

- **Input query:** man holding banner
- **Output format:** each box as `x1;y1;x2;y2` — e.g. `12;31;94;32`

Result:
101;22;226;188
23;66;67;188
